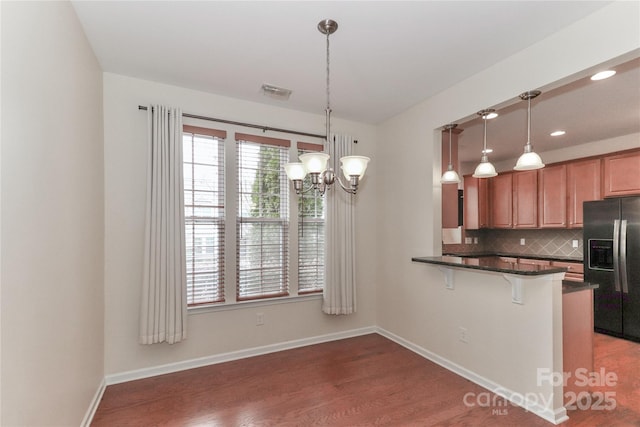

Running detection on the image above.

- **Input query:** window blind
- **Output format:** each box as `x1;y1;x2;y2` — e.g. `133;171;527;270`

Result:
183;127;225;305
297;142;325;294
236;133;290;301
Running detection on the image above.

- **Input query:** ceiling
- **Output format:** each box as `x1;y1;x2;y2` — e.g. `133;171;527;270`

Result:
456;56;640;166
71;1;638;161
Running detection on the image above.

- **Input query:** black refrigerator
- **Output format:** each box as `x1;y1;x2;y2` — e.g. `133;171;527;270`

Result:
584;196;640;342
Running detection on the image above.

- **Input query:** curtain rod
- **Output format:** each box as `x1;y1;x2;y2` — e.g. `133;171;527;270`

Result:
138;105;326;140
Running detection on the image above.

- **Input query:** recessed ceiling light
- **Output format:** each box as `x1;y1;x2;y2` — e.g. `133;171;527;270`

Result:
261;84;292;100
485;112;498;119
550;130;566;137
591;70;616;81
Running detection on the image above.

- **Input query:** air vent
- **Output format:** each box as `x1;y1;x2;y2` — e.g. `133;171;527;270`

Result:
261;84;292;100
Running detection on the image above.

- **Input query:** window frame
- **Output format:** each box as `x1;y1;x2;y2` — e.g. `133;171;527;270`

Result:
235;133;291;301
183;125;227;306
182;125;326;310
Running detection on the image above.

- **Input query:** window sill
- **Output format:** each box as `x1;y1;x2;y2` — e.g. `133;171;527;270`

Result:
188;292;323;315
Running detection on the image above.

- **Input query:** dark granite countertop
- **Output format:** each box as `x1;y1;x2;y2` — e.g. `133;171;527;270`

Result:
413;256;598;294
562;280;599;294
442;252;583;263
412;255;567;276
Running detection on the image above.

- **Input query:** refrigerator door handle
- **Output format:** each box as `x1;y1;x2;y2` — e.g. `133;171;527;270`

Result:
621;219;629;294
614;219;621;292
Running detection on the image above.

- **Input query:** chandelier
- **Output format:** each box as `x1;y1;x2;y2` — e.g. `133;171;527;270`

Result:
284;19;370;195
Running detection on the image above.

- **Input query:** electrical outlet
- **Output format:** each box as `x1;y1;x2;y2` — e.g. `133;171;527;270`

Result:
473;237;478;244
458;327;468;343
572;240;579;248
465;237;472;244
520;238;526;246
256;312;264;326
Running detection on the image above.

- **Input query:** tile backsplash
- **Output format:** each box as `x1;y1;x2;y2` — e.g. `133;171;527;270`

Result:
443;228;584;259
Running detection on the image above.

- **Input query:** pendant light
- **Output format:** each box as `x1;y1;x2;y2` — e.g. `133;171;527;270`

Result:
472;109;497;178
441;124;461;184
284;19;370;196
514;90;545;171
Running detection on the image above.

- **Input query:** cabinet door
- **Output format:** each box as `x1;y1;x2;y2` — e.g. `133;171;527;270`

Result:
538;164;567;228
567;158;601;228
490;173;513;228
518;258;551;266
603;150;640;197
463;175;489;230
552;261;584;282
513;170;538;228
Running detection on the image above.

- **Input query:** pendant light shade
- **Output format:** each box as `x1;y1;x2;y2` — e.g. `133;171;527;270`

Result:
514;90;545;171
514;150;545;171
472;109;498;178
441;167;461;184
441;123;461;184
284;162;307;180
299;152;330;174
341;155;370;180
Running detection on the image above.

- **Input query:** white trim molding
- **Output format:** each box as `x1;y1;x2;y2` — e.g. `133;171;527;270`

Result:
81;378;106;427
375;327;569;425
105;326;376;385
94;325;570;425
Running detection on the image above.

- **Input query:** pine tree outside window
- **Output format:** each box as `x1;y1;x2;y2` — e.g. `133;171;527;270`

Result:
236;134;290;301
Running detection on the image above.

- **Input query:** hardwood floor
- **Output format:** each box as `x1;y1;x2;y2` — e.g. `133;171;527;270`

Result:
92;333;640;426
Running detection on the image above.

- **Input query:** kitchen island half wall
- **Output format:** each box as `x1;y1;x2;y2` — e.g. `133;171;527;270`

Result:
411;256;567;424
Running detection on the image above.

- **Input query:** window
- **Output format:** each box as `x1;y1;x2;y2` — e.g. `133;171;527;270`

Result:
236;133;290;301
183;127;325;307
183;125;226;305
297;142;325;294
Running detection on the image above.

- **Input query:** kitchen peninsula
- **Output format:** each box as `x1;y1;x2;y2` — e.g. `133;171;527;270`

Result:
411;255;596;424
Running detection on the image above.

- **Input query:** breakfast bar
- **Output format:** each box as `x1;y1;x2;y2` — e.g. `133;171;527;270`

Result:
411;255;597;424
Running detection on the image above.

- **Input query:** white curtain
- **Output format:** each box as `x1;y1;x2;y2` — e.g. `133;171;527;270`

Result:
323;134;357;315
140;105;188;344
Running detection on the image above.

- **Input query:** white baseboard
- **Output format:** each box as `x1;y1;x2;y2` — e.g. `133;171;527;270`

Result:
97;326;567;425
375;327;568;425
105;326;377;385
81;377;106;427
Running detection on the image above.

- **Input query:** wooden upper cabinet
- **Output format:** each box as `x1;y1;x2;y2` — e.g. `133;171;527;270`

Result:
567;158;601;228
538;164;567;228
463;175;489;230
513;170;538;228
603;150;640;197
490;173;513;228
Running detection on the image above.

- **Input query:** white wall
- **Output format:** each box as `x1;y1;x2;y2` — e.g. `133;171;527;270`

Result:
376;0;639;403
0;2;105;426
103;73;378;375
